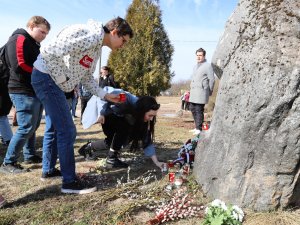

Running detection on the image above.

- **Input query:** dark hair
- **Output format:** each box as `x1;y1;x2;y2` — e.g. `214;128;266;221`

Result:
195;47;206;56
103;17;134;38
101;66;110;71
131;96;160;147
135;96;160;116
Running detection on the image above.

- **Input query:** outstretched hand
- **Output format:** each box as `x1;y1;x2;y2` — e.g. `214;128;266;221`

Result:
155;161;166;171
97;115;105;124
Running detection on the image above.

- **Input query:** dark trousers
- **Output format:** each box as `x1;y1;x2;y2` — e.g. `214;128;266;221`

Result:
181;100;185;110
101;114;130;153
185;102;190;111
80;96;92;118
189;103;205;130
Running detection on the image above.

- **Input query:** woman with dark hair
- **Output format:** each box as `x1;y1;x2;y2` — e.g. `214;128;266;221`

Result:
80;88;165;170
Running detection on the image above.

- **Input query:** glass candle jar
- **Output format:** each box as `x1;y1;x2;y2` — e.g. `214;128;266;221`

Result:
174;172;183;187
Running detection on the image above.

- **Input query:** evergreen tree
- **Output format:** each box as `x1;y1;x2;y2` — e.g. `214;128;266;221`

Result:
108;0;174;96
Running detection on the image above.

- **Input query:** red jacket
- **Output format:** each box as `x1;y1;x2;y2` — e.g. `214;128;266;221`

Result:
6;28;41;95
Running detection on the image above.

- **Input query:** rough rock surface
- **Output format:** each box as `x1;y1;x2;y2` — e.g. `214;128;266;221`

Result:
193;0;300;211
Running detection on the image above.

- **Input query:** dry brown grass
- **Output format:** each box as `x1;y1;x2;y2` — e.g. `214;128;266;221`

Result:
0;96;299;224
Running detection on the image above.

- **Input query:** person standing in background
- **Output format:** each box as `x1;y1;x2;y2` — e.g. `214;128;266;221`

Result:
0;16;51;174
180;92;186;110
0;74;13;146
184;91;190;111
71;84;80;119
79;83;92;121
99;66;117;88
189;48;215;136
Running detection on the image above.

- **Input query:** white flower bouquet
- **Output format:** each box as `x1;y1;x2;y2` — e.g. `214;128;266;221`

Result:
202;199;244;225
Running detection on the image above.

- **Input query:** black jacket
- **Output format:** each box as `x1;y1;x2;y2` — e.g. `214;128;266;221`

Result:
6;28;41;95
99;74;117;88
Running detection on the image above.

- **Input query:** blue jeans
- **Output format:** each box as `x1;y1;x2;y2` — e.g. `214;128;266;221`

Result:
31;69;76;184
4;94;43;164
0;115;13;142
71;96;78;117
42;113;58;174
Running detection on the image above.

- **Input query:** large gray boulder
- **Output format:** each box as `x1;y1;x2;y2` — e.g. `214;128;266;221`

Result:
193;0;300;211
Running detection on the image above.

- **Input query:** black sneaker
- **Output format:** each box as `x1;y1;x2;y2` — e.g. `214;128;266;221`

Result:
106;157;129;168
61;179;97;194
23;155;42;164
40;168;62;181
0;163;26;174
0;138;10;146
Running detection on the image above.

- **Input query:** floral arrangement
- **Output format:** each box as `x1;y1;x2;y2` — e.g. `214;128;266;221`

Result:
174;135;200;165
202;199;244;225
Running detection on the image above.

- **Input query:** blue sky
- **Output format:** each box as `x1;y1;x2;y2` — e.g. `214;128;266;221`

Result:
0;0;238;82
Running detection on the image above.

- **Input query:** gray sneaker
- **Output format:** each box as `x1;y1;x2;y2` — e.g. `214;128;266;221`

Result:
0;163;27;174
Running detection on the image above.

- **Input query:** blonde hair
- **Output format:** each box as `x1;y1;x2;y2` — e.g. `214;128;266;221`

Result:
26;16;51;31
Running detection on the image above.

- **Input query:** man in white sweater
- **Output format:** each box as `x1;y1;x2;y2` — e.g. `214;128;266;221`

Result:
31;17;133;194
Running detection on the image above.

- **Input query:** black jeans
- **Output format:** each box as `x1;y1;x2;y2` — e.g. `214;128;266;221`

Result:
80;96;92;118
189;103;205;130
181;100;185;110
101;114;131;152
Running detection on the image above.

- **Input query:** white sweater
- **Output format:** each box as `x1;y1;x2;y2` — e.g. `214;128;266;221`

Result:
33;19;106;99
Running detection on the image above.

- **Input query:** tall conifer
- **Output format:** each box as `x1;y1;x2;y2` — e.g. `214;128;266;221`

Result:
108;0;174;96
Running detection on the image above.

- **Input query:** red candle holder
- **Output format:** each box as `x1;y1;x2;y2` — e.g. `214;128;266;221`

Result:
167;160;174;168
119;93;126;102
168;172;175;183
202;123;209;130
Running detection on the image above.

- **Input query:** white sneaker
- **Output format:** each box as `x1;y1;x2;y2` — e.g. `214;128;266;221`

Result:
189;128;196;133
193;129;201;135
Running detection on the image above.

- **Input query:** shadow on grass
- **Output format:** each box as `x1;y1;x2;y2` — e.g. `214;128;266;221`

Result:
76;130;102;136
3;184;62;209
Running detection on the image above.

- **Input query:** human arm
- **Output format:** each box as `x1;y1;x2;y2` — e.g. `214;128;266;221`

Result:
40;26;99;84
207;64;215;95
144;144;165;170
6;34;36;75
97;115;105;124
151;154;166;170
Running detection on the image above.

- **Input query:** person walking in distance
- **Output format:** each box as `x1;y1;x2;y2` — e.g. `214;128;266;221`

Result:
189;48;215;135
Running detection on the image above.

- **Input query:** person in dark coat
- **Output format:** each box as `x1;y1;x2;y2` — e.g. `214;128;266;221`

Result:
79;88;165;170
0;77;13;146
99;66;117;88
